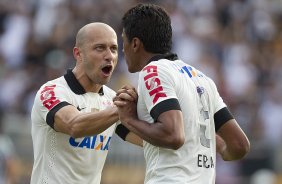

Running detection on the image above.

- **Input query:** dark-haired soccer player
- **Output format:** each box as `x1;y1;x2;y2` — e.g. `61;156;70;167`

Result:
114;4;250;184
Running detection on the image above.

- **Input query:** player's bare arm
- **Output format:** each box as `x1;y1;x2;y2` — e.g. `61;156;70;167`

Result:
115;118;144;147
114;93;185;150
53;105;119;138
53;88;137;138
216;119;250;161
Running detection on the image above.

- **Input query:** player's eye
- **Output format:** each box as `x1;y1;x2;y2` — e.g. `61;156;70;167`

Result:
94;45;106;51
111;46;118;53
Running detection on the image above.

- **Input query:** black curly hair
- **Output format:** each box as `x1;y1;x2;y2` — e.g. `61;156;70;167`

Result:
122;3;172;54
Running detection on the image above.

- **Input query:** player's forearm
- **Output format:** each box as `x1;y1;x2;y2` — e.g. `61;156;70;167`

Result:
125;119;183;150
216;134;250;161
219;148;247;161
69;107;119;138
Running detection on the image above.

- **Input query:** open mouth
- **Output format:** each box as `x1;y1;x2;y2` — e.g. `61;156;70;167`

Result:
101;65;113;75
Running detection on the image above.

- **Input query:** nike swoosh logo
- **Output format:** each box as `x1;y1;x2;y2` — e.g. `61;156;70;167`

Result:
77;106;86;111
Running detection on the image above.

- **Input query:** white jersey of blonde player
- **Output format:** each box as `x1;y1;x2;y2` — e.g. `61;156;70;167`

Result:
30;69;117;184
137;54;227;184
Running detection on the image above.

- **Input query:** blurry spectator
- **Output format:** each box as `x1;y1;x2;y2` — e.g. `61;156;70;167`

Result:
0;2;31;69
0;112;18;184
250;169;276;184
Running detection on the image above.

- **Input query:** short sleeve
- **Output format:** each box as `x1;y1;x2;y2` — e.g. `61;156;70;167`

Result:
34;82;72;128
138;62;181;121
205;78;226;112
208;78;234;131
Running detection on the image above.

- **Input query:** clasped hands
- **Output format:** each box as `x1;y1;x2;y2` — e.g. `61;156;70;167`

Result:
113;85;138;126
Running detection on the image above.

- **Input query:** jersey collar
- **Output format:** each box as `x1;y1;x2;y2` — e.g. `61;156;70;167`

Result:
147;53;178;64
64;69;104;95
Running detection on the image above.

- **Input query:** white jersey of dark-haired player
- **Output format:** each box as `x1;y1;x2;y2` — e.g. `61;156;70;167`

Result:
30;70;118;184
137;57;227;184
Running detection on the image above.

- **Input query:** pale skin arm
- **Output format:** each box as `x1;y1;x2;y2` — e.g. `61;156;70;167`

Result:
54;105;119;138
52;88;137;138
216;119;250;161
114;87;185;150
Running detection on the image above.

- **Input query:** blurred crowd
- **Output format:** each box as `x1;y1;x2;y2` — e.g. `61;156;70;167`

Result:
0;0;281;183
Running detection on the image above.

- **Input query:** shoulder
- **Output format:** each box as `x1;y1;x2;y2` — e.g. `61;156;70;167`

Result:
34;76;70;101
39;76;68;91
141;60;170;74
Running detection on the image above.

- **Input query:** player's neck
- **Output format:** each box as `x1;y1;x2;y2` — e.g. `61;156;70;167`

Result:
72;67;102;93
138;52;160;70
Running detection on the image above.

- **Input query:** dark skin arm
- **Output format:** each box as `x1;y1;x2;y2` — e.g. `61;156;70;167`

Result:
216;119;250;161
114;87;185;150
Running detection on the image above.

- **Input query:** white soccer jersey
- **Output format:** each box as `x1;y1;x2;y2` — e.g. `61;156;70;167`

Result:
137;55;227;184
30;69;117;184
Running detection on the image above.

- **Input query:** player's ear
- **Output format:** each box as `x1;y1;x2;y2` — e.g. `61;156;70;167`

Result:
73;47;82;62
132;37;141;53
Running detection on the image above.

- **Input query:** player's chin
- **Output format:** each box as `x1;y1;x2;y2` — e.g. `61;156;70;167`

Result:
99;74;112;84
127;65;138;73
103;77;111;84
128;68;136;73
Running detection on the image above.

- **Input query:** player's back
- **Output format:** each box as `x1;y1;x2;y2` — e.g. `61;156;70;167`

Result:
173;59;218;183
139;59;224;184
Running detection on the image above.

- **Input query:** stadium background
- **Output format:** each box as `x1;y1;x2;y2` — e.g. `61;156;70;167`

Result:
0;0;281;183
